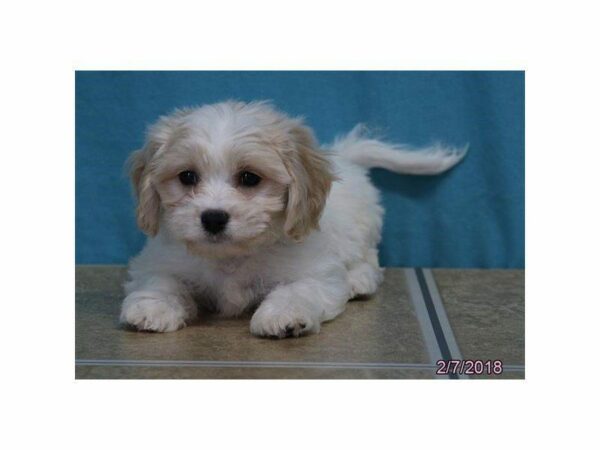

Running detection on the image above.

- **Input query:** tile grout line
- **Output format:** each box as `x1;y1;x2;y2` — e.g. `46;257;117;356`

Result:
74;359;525;371
404;268;447;378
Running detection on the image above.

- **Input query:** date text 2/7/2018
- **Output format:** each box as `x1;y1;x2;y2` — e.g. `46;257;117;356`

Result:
436;359;503;376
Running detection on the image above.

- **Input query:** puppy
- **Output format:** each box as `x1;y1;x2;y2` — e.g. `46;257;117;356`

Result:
120;101;466;338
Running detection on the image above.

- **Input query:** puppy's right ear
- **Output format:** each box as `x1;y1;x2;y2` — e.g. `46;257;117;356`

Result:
128;143;161;236
128;110;188;235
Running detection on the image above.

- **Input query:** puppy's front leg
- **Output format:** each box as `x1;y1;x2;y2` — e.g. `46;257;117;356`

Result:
250;275;351;338
120;275;197;332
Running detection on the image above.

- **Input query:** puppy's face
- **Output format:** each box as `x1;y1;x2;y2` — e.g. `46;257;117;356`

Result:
129;102;334;258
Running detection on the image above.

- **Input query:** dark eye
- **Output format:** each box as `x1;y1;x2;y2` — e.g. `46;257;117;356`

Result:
239;171;262;187
178;170;199;186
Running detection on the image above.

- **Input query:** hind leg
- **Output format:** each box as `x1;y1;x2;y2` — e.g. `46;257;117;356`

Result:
347;248;384;298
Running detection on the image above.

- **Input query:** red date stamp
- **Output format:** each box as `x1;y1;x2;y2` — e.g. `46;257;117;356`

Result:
436;359;503;375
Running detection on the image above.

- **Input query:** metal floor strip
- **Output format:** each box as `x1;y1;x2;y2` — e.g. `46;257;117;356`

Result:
405;269;444;367
75;359;525;371
406;268;468;379
76;360;437;370
422;269;464;362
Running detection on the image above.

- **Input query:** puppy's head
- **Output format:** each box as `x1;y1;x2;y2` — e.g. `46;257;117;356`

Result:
129;101;334;258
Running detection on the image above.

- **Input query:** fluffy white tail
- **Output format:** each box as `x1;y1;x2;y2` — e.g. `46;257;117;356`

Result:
331;124;468;175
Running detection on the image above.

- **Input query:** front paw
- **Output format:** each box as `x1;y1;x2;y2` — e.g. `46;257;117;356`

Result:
250;304;318;339
120;292;193;332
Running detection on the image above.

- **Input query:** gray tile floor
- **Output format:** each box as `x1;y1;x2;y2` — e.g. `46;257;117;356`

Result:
75;266;524;379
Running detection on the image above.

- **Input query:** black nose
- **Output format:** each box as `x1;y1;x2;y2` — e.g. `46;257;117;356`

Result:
201;209;230;235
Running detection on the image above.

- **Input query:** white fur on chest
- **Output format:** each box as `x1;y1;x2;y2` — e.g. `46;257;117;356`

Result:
182;255;273;314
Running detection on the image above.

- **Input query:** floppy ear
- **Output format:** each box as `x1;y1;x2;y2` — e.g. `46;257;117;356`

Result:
128;143;161;236
127;109;192;235
283;125;336;241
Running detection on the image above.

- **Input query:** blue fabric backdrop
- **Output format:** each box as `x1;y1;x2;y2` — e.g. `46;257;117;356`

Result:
75;71;524;268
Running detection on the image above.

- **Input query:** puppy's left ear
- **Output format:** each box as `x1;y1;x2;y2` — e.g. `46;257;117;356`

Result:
283;125;336;241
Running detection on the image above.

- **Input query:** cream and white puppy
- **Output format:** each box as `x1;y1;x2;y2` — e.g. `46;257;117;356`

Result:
120;101;466;338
